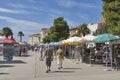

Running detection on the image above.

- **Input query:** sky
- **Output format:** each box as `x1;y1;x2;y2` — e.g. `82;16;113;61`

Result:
0;0;103;42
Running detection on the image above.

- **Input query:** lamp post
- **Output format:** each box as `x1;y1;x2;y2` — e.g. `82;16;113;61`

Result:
109;43;113;70
87;42;95;67
104;42;112;71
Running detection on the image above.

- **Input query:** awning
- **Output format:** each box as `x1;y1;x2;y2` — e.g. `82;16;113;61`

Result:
0;37;19;44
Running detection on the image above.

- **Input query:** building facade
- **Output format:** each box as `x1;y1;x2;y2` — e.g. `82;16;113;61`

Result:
87;23;98;35
29;34;41;45
98;18;105;29
40;28;50;42
29;28;50;45
69;27;78;37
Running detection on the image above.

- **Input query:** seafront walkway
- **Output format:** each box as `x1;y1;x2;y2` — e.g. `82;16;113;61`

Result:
0;51;120;80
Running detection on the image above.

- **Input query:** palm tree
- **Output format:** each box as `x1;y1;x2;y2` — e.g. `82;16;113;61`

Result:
77;24;91;37
2;27;13;38
18;31;24;42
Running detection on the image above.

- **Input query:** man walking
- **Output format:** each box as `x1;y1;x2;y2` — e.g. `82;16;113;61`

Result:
44;45;53;73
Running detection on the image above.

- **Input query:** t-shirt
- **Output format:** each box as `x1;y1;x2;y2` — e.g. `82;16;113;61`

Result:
44;48;53;58
56;49;63;59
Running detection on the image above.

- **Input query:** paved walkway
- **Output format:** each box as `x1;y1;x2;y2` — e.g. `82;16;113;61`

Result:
0;51;120;80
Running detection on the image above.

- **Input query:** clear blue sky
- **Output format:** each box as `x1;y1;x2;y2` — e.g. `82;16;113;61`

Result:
0;0;103;42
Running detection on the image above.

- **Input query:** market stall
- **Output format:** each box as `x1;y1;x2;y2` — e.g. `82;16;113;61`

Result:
93;33;119;70
1;37;19;61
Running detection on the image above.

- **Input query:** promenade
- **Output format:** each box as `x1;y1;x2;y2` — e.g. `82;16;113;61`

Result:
0;51;120;80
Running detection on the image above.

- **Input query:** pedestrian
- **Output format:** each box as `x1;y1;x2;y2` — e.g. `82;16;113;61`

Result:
23;47;26;54
56;46;64;69
44;45;53;73
39;46;44;61
75;46;81;64
19;46;22;56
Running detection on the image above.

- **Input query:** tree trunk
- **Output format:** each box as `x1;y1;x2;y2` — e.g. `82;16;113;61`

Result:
20;36;22;42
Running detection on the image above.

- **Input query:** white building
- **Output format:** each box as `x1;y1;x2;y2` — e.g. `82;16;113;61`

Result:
87;23;98;35
29;34;41;45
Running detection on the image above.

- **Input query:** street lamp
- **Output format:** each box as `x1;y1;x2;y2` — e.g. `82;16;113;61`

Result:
104;42;112;71
87;42;95;67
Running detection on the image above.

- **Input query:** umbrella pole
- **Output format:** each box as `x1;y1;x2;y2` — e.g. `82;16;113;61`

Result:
90;49;92;66
109;44;113;70
104;46;111;71
87;48;93;67
105;50;108;70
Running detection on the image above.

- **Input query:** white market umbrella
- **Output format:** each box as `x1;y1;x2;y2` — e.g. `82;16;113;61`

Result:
66;36;83;43
0;36;4;41
0;36;5;44
84;35;97;41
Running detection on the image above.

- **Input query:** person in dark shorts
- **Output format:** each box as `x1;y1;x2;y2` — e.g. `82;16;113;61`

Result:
44;45;53;73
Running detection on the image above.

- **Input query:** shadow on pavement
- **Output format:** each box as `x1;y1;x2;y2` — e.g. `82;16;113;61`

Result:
0;65;14;68
63;68;81;69
21;55;31;57
52;70;75;73
0;60;27;64
0;72;10;75
16;54;31;57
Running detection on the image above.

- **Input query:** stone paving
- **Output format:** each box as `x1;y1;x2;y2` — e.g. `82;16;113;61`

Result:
0;51;120;80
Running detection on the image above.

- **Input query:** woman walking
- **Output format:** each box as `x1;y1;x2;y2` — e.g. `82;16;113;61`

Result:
56;46;64;69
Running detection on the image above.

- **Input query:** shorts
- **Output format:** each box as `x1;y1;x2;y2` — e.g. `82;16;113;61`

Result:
46;57;51;67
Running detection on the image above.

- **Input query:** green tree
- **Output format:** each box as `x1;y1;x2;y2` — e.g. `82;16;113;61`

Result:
18;31;24;42
77;24;91;37
102;0;120;35
93;24;109;35
43;17;69;43
2;27;13;38
43;35;51;43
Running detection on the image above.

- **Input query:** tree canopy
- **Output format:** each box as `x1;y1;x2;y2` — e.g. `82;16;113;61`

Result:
76;24;91;37
18;31;24;42
43;17;69;43
2;27;13;38
102;0;120;35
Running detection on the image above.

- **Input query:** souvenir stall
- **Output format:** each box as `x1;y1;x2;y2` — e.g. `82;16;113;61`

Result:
3;43;14;61
1;36;19;61
62;36;83;59
93;33;119;70
111;40;120;70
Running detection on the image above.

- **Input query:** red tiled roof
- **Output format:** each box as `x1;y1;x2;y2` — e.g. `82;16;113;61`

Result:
29;34;41;37
41;28;49;30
